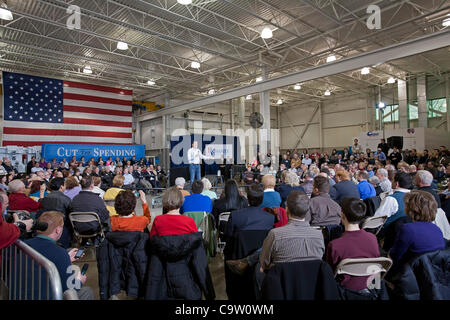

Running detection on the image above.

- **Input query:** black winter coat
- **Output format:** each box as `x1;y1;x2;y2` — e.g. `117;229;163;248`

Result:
387;249;450;300
261;260;340;300
145;232;215;300
97;231;149;300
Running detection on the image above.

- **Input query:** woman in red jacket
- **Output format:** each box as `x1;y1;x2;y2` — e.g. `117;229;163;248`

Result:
149;187;197;239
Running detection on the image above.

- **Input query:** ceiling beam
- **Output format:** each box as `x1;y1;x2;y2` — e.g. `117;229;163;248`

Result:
137;29;450;122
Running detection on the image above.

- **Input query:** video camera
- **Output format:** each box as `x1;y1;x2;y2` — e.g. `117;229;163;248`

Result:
5;210;48;237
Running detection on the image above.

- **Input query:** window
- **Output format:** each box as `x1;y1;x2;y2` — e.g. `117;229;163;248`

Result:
377;104;399;123
409;104;418;120
427;98;447;118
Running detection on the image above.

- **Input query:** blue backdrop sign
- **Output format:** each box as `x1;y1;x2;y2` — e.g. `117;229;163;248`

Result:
42;144;146;161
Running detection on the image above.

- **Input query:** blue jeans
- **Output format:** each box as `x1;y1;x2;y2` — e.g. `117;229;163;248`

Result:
189;164;201;186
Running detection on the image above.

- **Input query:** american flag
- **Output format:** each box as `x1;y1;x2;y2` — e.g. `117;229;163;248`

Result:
2;72;133;146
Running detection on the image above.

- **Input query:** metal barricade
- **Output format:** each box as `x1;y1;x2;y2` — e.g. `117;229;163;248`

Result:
0;240;63;300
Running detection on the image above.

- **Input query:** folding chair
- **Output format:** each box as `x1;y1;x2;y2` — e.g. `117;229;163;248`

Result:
362;215;388;235
335;257;393;283
63;289;79;300
68;212;106;247
217;212;231;254
184;211;216;258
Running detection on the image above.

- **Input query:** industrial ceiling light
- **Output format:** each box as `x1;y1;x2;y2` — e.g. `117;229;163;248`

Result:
246;94;252;100
326;55;336;63
294;83;301;90
361;67;370;75
443;14;450;27
276;99;283;105
387;77;396;84
255;76;263;82
0;3;13;21
83;66;92;74
324;90;331;96
208;89;215;95
147;79;155;85
177;0;192;5
117;41;128;50
261;27;273;39
191;61;200;69
378;102;386;109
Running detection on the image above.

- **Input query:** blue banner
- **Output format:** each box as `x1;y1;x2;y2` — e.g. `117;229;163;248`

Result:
42;144;146;161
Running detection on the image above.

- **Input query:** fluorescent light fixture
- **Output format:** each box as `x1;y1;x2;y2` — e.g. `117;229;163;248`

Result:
117;41;128;50
0;4;13;21
294;83;301;90
191;61;200;69
246;94;252;100
208;89;215;95
324;90;331;96
387;77;396;84
177;0;192;4
276;99;283;105
83;66;92;74
443;17;450;27
378;102;386;109
326;55;336;63
261;27;273;39
256;76;263;82
147;79;155;85
361;67;370;75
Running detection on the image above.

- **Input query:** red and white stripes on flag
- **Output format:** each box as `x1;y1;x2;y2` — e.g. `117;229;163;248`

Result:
2;73;133;146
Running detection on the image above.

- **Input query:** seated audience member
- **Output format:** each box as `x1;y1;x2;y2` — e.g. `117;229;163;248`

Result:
122;168;135;187
369;176;383;196
376;168;392;194
309;176;341;226
320;167;336;187
225;184;274;238
330;170;360;205
25;211;93;300
69;176;110;236
300;170;315;195
104;175;126;216
8;179;43;213
374;172;412;228
111;190;151;232
243;166;255;185
260;174;282;209
28;180;48;199
0;189;33;250
201;178;217;201
101;166;114;189
356;171;376;200
259;191;325;271
64;176;81;200
175;177;191;197
325;198;380;291
149;187;198;238
181;180;212;214
91;176;105;199
212;179;248;223
389;191;445;266
414;170;441;208
275;171;304;208
40;177;72;247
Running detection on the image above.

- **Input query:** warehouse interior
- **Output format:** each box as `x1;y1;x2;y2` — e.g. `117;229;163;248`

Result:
0;0;449;303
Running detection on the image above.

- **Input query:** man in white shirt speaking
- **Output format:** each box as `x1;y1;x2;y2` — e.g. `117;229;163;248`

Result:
187;141;212;186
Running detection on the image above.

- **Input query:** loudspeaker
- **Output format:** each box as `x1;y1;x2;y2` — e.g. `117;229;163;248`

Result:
387;136;403;150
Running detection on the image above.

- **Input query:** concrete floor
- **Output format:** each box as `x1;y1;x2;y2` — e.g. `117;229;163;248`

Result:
72;193;228;300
